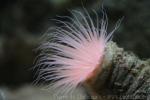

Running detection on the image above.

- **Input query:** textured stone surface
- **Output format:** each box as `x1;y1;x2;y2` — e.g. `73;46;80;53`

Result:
90;42;150;100
0;85;87;100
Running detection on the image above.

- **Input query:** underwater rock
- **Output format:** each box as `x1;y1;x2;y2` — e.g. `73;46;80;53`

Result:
89;42;150;100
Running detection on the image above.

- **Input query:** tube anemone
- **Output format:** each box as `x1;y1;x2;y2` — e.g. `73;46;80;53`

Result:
34;9;120;95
